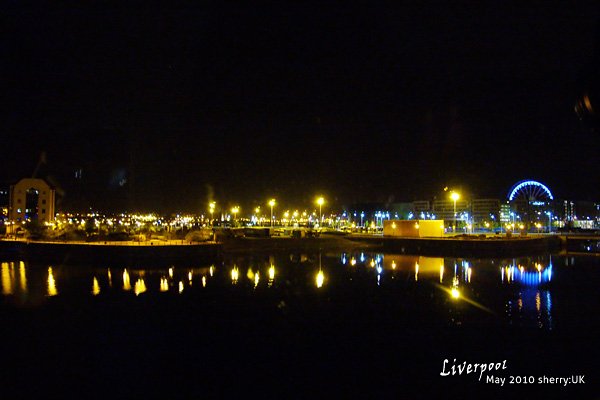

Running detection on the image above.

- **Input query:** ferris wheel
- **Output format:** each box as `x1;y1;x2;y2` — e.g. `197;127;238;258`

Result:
508;180;554;203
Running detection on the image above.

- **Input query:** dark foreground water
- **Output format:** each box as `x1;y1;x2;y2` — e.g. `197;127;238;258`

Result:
0;251;599;398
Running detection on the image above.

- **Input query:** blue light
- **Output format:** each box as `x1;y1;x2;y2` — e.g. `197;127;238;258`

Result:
508;180;554;201
514;266;553;286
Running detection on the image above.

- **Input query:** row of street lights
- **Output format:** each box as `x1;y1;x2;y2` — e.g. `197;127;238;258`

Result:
207;196;326;227
208;191;555;232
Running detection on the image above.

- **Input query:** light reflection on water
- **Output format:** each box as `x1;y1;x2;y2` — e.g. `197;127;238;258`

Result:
1;262;14;295
47;267;58;296
1;262;28;296
0;252;593;330
92;277;100;296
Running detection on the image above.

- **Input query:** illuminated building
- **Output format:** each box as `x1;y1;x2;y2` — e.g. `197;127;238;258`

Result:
412;200;431;215
432;199;468;223
500;204;512;223
383;220;445;238
8;178;55;225
471;199;500;226
563;200;575;222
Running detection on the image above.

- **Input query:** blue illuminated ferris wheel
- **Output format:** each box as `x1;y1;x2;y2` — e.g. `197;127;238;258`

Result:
508;180;554;204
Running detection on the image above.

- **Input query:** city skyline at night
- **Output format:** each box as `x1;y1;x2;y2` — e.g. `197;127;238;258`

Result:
3;4;600;213
2;175;598;232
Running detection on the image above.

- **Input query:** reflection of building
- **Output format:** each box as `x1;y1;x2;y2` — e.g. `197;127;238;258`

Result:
381;255;443;274
8;178;55;223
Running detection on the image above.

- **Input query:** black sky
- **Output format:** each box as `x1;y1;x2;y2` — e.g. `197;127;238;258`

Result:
3;3;599;213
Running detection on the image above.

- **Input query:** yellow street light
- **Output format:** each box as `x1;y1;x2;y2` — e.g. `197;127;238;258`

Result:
268;199;276;227
316;196;325;225
209;201;216;223
450;192;460;233
283;211;289;227
254;207;261;225
231;206;239;223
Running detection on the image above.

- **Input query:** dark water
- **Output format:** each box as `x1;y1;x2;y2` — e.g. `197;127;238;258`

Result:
1;251;599;398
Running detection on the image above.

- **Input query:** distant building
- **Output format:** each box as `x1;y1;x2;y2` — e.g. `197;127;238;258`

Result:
500;203;511;223
556;200;599;229
413;200;431;214
561;200;575;222
471;198;500;225
8;178;55;224
432;199;469;223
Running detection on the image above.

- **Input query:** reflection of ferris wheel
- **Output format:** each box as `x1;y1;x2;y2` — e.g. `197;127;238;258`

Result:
508;180;554;203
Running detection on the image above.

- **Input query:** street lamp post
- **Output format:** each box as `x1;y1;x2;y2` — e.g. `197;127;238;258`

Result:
209;202;216;225
254;207;260;226
316;197;325;226
231;206;239;226
269;199;276;227
450;192;460;234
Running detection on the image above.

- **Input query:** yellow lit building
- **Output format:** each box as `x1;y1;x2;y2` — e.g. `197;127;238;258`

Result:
383;220;444;238
9;178;55;224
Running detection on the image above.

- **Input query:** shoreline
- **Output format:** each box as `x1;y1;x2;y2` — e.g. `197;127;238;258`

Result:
0;234;567;265
0;239;221;266
348;234;562;257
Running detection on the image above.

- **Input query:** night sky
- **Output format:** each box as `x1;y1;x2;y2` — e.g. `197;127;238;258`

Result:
3;3;600;213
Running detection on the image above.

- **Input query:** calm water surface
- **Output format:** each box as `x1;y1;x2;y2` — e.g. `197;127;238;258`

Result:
0;252;587;328
1;251;598;397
